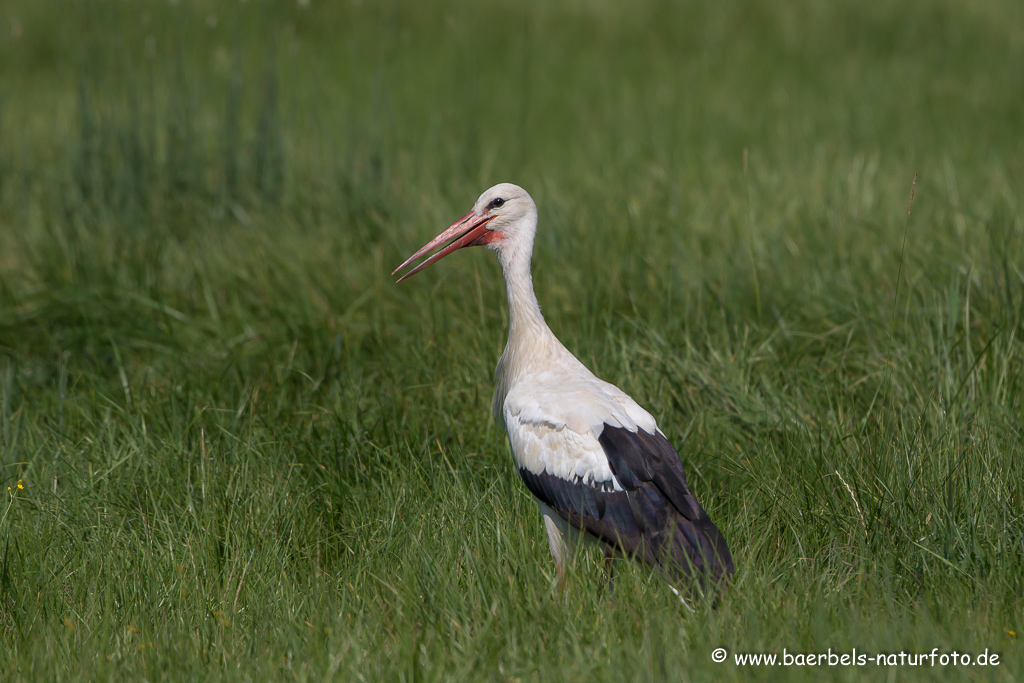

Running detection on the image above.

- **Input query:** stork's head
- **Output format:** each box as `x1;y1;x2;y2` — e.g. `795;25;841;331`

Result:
393;183;537;282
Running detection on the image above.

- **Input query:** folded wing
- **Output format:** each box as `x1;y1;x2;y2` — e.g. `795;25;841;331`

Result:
504;379;734;582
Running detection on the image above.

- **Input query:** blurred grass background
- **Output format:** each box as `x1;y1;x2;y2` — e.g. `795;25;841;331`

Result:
0;0;1022;680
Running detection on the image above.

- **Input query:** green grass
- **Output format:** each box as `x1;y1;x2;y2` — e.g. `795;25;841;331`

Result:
1;0;1022;679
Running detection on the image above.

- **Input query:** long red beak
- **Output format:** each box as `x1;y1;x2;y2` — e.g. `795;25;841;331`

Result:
392;211;497;282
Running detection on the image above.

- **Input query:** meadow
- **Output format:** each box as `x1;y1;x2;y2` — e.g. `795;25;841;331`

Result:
0;0;1022;680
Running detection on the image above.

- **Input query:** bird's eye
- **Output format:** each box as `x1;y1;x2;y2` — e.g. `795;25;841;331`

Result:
487;197;505;210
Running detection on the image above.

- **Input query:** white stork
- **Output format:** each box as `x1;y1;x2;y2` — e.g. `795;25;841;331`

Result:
393;183;734;589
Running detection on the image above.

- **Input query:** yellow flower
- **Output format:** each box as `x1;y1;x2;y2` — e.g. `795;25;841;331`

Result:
17;481;23;490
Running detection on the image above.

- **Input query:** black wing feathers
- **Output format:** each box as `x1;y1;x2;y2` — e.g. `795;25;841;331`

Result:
600;427;702;521
518;466;653;562
519;424;734;583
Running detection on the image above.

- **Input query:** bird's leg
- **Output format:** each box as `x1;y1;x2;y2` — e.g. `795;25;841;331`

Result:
540;504;571;593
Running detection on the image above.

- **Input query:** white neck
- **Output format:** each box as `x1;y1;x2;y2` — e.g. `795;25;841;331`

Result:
501;238;549;345
491;217;560;421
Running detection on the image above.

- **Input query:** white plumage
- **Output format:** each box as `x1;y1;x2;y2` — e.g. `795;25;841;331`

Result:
502;371;655;488
394;183;733;588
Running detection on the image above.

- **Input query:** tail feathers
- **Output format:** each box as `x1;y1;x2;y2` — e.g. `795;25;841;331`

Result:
659;510;734;587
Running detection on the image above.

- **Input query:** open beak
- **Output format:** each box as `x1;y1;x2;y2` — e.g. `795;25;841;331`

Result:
392;211;497;282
